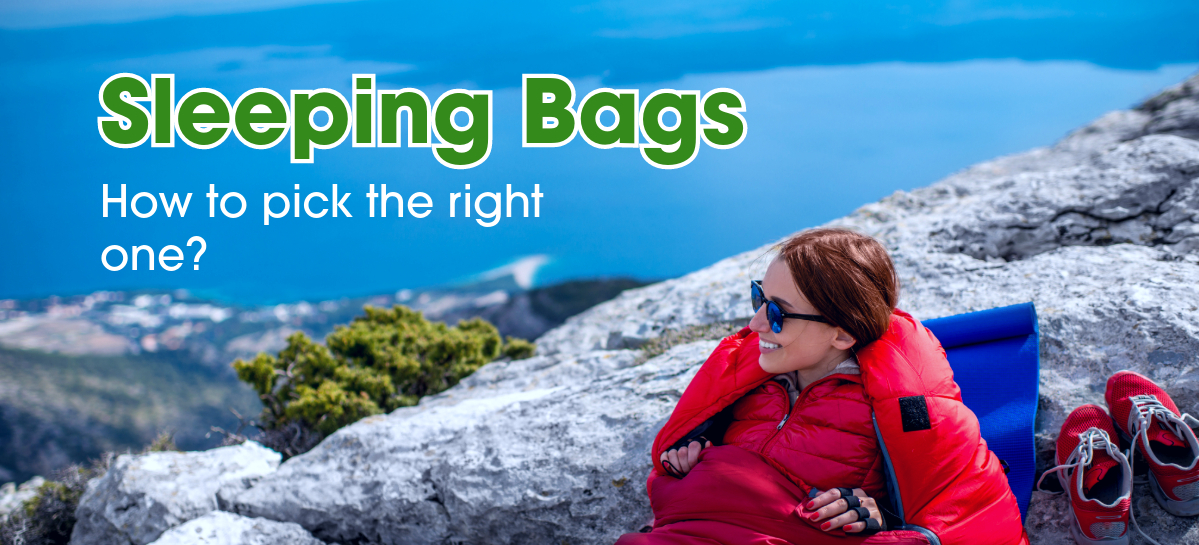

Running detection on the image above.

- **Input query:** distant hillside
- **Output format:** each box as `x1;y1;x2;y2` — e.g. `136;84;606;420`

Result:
0;347;259;485
433;278;649;340
0;276;649;485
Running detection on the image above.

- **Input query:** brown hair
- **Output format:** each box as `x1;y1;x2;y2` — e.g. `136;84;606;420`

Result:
778;228;899;350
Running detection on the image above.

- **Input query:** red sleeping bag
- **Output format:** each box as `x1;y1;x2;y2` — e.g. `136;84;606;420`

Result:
617;310;1028;545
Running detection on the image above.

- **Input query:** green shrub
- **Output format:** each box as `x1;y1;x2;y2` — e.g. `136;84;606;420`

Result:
501;336;536;360
0;431;184;545
145;431;178;453
234;305;533;443
0;456;110;545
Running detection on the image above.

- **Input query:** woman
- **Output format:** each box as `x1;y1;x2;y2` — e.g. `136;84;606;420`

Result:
616;228;1027;545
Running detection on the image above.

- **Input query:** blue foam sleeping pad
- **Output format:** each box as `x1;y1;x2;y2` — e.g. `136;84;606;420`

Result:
922;302;1040;522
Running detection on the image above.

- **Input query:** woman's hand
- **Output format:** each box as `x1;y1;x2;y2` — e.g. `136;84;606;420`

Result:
806;488;884;533
658;440;711;477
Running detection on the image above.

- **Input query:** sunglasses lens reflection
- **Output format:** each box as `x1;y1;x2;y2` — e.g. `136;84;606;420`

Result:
751;282;763;312
768;303;783;333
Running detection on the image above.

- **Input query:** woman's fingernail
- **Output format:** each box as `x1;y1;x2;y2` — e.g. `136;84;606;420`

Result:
805;501;814;509
844;526;853;531
821;522;831;531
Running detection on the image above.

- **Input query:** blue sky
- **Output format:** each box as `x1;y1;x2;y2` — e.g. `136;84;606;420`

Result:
1;1;1197;304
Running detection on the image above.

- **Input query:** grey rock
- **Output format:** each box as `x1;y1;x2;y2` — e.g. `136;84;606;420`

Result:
0;476;44;520
921;135;1199;261
147;511;325;545
1142;73;1199;140
71;442;280;545
220;71;1199;545
230;343;709;544
1027;488;1199;545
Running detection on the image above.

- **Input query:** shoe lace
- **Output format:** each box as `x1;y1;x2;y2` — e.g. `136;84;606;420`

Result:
1035;427;1122;495
1035;427;1162;545
1125;394;1193;545
1128;395;1191;457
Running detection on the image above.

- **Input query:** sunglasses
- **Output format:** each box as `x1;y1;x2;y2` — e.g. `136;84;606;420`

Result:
751;280;830;334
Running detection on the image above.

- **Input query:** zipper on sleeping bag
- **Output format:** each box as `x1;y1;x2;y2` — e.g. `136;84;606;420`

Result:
755;380;794;454
759;373;852;455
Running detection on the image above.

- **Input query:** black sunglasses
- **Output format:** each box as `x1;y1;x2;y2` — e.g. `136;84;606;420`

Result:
751;280;830;333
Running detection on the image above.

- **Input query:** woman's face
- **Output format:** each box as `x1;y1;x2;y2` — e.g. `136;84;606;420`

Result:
750;257;856;380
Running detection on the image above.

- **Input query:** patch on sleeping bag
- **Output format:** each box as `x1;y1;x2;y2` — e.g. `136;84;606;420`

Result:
899;395;931;432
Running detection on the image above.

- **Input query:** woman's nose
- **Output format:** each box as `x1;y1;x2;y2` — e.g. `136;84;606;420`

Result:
748;304;769;333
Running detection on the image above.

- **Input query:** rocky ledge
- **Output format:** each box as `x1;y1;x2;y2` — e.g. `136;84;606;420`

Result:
65;72;1199;544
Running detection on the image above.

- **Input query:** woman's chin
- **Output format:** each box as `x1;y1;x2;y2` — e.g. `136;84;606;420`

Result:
758;354;782;374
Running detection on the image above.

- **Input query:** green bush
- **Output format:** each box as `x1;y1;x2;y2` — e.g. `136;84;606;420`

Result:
501;336;536;360
234;305;533;441
0;456;110;545
0;433;181;545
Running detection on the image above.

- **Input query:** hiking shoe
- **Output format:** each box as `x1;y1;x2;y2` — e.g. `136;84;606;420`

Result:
1106;370;1199;517
1039;404;1131;545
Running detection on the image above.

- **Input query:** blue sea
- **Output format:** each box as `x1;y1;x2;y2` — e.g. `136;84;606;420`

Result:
1;1;1196;304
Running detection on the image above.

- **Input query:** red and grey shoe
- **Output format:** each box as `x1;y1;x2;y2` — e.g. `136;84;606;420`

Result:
1106;370;1199;517
1038;404;1131;545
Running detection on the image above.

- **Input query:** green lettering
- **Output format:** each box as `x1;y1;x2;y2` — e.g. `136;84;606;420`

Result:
291;90;351;163
432;90;491;169
152;74;173;146
97;74;151;148
579;89;637;148
380;91;430;146
701;90;746;149
522;75;576;146
354;75;374;146
640;90;699;169
234;90;289;149
177;90;231;148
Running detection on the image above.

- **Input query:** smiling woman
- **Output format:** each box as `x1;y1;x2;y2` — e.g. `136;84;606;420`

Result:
753;230;898;382
618;228;1027;545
